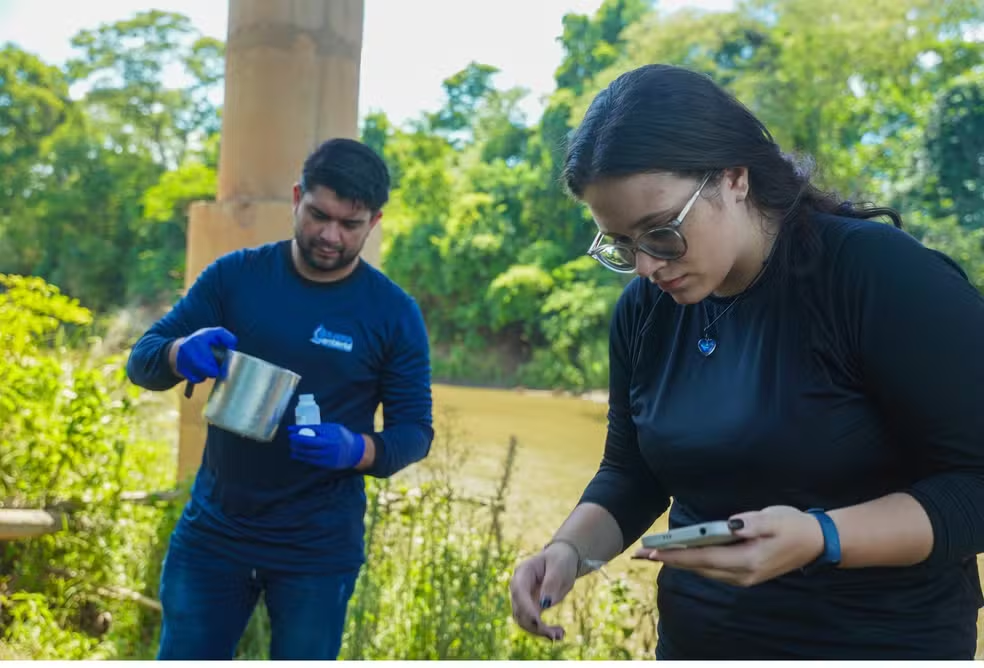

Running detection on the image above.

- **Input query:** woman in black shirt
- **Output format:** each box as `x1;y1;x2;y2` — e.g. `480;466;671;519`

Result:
509;64;984;659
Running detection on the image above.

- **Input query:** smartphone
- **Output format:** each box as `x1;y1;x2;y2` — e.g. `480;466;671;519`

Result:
641;520;743;550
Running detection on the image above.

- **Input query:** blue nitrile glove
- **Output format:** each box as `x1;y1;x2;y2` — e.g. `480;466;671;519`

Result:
287;423;365;470
174;327;237;383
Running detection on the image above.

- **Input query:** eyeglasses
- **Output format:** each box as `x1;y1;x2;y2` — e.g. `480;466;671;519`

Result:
586;172;713;273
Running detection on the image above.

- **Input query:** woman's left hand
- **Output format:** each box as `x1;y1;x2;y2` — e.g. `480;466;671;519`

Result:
633;506;826;587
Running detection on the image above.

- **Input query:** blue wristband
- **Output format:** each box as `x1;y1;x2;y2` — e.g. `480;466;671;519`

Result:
801;508;841;575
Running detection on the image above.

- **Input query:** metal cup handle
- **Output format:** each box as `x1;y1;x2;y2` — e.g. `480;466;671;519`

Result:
182;345;230;399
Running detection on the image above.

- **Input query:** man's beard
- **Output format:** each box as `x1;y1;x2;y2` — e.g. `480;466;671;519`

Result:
297;237;360;273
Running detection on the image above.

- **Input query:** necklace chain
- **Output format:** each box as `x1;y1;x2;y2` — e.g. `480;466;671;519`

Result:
702;295;743;336
697;249;773;357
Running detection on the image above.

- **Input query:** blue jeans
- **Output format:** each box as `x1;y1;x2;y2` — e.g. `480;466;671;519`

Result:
157;529;359;660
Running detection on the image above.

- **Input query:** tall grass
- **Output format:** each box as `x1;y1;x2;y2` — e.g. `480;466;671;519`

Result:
234;424;658;660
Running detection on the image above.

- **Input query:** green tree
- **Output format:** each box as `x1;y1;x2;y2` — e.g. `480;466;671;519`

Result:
25;115;162;309
0;44;70;192
377;125;455;323
924;70;984;230
135;133;219;302
66;10;224;167
7;2;978;394
375;0;655;389
554;0;650;96
0;45;72;271
586;0;983;198
1;11;227;309
361;111;393;170
428;62;501;140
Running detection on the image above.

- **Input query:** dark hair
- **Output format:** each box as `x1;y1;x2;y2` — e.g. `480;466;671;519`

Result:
301;138;391;211
563;64;901;274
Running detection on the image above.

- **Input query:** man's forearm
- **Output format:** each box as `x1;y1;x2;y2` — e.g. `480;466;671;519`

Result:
355;434;377;471
126;333;184;391
167;338;183;378
361;425;432;478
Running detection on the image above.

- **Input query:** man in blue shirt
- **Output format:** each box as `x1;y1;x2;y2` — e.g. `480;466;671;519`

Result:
127;138;434;660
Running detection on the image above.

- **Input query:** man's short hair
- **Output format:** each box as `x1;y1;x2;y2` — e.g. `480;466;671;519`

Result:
300;138;390;211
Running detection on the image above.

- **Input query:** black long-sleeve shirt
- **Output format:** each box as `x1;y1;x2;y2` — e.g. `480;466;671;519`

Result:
127;241;433;573
580;214;984;659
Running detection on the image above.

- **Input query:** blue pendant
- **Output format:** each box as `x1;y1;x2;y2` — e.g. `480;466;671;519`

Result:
697;337;717;357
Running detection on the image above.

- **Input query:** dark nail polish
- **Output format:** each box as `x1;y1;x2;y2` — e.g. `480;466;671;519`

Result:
539;597;552;610
728;519;745;531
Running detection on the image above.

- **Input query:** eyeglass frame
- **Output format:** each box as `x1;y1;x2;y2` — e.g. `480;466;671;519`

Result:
586;171;714;273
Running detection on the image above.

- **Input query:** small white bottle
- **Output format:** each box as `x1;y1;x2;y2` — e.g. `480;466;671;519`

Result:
295;394;321;437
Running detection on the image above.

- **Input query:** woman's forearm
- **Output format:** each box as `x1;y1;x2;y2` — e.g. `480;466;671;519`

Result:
549;502;626;575
829;492;934;568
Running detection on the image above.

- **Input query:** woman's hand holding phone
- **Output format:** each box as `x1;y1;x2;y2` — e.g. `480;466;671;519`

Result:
633;506;825;587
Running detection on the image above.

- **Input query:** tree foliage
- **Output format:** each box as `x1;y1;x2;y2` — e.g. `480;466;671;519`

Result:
0;11;221;310
0;2;981;390
924;70;984;229
0;275;173;659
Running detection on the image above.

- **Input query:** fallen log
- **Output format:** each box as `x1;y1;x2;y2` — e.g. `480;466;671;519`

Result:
0;508;64;540
47;566;163;614
119;489;183;505
96;585;162;613
0;489;183;542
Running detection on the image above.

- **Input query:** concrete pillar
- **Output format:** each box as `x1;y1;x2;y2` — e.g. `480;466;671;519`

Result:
178;0;374;480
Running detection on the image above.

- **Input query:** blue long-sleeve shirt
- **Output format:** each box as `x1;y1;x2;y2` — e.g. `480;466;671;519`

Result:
127;241;433;573
580;214;984;659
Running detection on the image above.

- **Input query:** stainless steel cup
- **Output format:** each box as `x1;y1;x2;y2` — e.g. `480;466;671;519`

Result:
185;348;301;442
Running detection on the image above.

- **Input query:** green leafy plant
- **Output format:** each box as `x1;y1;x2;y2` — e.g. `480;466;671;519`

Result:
0;274;173;659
